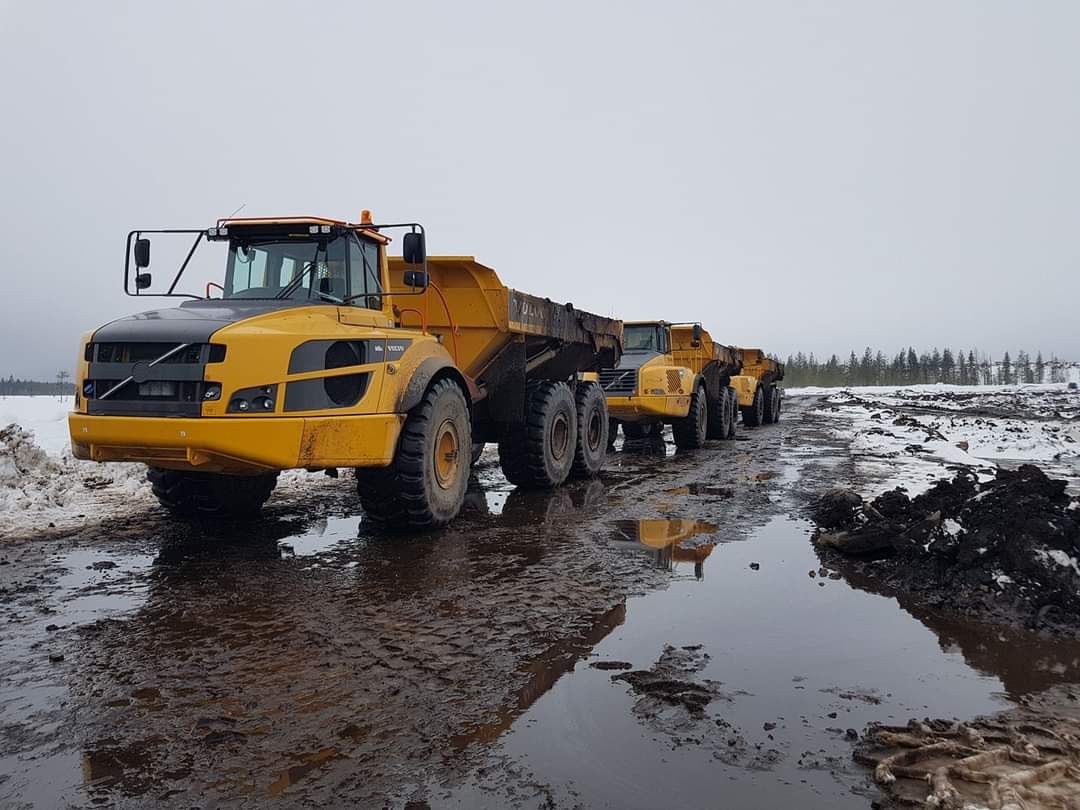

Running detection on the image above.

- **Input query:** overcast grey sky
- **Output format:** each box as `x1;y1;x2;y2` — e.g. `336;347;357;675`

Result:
2;1;1078;378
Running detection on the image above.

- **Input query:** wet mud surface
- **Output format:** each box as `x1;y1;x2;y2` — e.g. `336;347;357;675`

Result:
3;398;1080;808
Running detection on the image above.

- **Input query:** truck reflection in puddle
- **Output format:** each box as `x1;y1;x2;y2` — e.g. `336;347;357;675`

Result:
608;519;720;580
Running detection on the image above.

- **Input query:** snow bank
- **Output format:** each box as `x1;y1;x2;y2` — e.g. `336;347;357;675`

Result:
0;397;152;537
0;395;76;457
796;385;1080;497
0;396;334;539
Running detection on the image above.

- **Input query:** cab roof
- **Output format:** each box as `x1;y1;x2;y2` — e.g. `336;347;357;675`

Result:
215;215;390;245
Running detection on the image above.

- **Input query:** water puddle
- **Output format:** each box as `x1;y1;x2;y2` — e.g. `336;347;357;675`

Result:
458;515;1080;808
278;515;361;557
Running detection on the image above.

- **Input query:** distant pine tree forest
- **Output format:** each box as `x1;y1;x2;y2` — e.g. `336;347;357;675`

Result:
0;376;75;396
781;348;1073;388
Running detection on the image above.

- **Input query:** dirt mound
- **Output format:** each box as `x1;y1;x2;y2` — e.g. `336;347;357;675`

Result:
610;646;780;768
613;644;726;716
813;465;1080;633
855;685;1080;809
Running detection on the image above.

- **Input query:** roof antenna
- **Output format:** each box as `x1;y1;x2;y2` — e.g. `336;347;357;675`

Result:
220;202;246;222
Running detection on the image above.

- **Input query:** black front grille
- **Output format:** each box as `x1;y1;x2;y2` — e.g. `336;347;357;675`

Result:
84;341;217;417
86;342;226;364
599;368;638;396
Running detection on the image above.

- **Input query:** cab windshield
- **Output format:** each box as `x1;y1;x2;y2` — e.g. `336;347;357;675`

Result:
223;233;382;309
623;324;667;353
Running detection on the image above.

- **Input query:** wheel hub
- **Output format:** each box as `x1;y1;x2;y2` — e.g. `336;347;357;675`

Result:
551;412;570;460
586;409;602;451
433;419;461;490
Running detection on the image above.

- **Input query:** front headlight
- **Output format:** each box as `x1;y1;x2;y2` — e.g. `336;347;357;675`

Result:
227;384;278;413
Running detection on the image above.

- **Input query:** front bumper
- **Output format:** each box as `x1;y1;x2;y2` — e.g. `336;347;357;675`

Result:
69;411;405;474
729;375;758;407
606;394;690;421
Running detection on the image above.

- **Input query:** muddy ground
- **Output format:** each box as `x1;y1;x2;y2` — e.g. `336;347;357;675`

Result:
3;396;1080;808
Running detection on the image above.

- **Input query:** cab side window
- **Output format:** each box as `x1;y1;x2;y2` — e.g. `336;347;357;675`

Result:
348;236;382;310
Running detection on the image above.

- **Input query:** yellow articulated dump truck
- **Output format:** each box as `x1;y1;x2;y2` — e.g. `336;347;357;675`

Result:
730;349;785;427
600;321;742;449
68;213;621;531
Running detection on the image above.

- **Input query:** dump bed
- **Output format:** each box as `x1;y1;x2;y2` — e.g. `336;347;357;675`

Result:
670;325;742;373
737;348;785;383
388;256;621;388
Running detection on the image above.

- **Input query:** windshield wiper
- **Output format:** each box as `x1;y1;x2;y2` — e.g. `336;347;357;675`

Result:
274;261;318;300
274;241;326;301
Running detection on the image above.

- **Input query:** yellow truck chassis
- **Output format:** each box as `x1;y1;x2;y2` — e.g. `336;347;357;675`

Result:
69;216;621;531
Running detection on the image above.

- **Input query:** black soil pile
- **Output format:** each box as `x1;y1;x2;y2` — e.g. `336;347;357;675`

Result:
812;465;1080;634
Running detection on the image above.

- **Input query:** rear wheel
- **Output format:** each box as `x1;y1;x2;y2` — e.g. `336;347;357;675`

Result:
726;388;738;438
741;385;764;427
148;467;278;519
356;377;471;532
706;387;730;440
607;418;619;447
672;384;708;449
571;382;608;478
498;382;577;488
763;385;781;424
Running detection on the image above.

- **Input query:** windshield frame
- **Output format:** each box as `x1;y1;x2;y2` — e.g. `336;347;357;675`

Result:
122;221;423;304
623;323;669;354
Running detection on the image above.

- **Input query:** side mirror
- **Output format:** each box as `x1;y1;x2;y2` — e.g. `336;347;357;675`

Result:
402;232;426;265
691;323;702;345
402;270;429;289
135;273;152;290
134;238;151;269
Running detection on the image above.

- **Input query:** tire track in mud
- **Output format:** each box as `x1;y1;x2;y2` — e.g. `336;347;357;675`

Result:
0;409;802;808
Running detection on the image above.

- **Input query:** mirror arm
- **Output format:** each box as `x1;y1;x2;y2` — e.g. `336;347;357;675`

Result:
166;231;206;296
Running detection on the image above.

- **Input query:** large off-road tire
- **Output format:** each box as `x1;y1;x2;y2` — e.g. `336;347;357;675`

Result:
498;381;577;488
741;385;765;427
726;387;738;438
570;382;608;478
772;387;782;422
147;466;278;519
672;383;708;449
622;420;662;440
607;419;619;447
706;387;731;440
763;385;782;424
356;377;471;532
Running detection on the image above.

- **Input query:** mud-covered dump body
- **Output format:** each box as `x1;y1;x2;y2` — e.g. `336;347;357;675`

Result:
389;256;621;428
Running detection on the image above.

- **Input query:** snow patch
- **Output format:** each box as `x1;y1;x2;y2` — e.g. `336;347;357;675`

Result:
1035;548;1080;577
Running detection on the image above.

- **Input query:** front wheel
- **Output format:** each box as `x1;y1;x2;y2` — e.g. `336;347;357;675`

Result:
741;385;764;427
622;420;662;440
356;377;471;532
672;384;708;449
147;467;278;519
